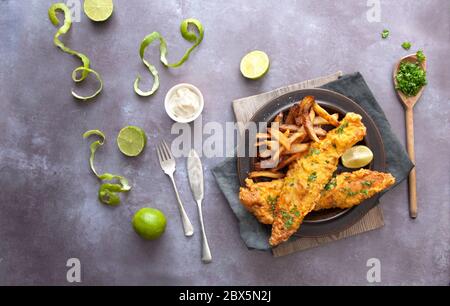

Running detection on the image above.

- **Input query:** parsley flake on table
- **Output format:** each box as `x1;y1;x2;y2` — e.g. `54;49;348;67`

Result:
402;41;412;50
381;29;390;39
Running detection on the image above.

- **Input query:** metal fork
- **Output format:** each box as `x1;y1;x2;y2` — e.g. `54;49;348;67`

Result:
156;140;194;236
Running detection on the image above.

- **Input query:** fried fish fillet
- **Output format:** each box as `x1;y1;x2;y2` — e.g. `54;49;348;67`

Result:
239;169;395;224
314;169;395;210
240;179;284;225
270;112;366;246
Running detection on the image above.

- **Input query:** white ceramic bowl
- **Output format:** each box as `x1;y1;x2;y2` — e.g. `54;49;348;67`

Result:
164;83;204;123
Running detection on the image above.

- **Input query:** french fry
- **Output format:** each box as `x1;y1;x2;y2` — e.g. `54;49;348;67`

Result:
299;96;320;142
313;103;340;127
268;128;291;150
279;124;302;132
288;129;307;144
284;143;309;154
255;140;277;147
271;146;284;162
248;171;285;179
275;152;305;170
274;112;283;123
285;104;300;124
309;109;315;121
256;133;270;139
314;127;327;137
258;149;272;158
313;113;339;125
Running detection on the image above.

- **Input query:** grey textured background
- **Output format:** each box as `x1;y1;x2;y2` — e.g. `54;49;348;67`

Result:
0;0;449;285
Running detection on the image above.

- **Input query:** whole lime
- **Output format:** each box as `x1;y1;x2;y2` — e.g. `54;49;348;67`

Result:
132;208;167;240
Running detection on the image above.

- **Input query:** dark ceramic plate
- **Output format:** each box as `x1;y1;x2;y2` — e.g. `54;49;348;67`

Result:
237;88;386;237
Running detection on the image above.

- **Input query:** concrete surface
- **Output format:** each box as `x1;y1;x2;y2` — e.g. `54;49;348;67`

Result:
0;0;449;285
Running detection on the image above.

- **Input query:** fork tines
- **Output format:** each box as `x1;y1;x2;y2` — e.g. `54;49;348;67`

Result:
157;140;174;163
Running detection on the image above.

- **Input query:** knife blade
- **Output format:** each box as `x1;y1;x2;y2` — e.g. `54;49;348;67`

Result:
187;149;212;263
187;149;204;201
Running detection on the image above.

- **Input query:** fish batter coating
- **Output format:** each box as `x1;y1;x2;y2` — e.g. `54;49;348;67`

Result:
270;112;366;246
314;169;395;210
239;179;284;225
239;169;395;224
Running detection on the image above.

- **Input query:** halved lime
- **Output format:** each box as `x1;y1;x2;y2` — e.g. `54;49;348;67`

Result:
117;126;147;157
341;145;374;169
240;50;270;79
84;0;114;22
132;208;167;240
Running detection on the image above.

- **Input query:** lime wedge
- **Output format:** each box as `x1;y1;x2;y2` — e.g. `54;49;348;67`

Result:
84;0;114;22
117;126;147;157
341;145;374;169
240;50;270;79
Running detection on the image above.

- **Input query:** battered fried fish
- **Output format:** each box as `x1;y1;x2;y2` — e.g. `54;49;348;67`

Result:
239;169;395;225
270;112;366;246
314;169;395;210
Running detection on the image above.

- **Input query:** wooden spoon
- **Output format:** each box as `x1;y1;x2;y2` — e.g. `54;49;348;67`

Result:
393;54;427;219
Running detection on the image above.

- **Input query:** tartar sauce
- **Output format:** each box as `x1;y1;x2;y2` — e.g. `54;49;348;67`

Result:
168;87;201;120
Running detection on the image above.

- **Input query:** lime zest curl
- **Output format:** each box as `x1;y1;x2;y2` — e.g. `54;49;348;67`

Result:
83;130;131;206
71;67;103;101
134;32;164;97
164;18;205;68
134;18;204;97
48;3;102;100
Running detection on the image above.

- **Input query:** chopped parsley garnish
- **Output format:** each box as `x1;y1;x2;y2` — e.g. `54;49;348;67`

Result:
402;41;412;50
324;178;337;191
284;219;293;228
290;207;301;217
361;189;369;196
307;148;321;157
396;61;427;96
381;29;389;39
336;122;349;134
343;187;358;197
416;50;426;63
281;210;294;229
361;181;373;187
267;195;278;212
308;172;317;182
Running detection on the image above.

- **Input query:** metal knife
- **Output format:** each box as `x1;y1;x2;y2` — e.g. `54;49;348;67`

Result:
187;149;212;263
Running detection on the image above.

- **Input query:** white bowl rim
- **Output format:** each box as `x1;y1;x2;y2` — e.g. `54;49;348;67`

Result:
164;83;204;123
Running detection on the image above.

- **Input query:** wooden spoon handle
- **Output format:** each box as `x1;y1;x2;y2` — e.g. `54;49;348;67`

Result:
405;107;417;218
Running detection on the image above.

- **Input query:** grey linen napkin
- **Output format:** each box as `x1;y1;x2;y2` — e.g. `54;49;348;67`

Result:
212;72;413;251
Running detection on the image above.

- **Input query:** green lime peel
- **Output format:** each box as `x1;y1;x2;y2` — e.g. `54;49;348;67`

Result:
48;3;103;101
83;130;131;205
134;18;204;97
